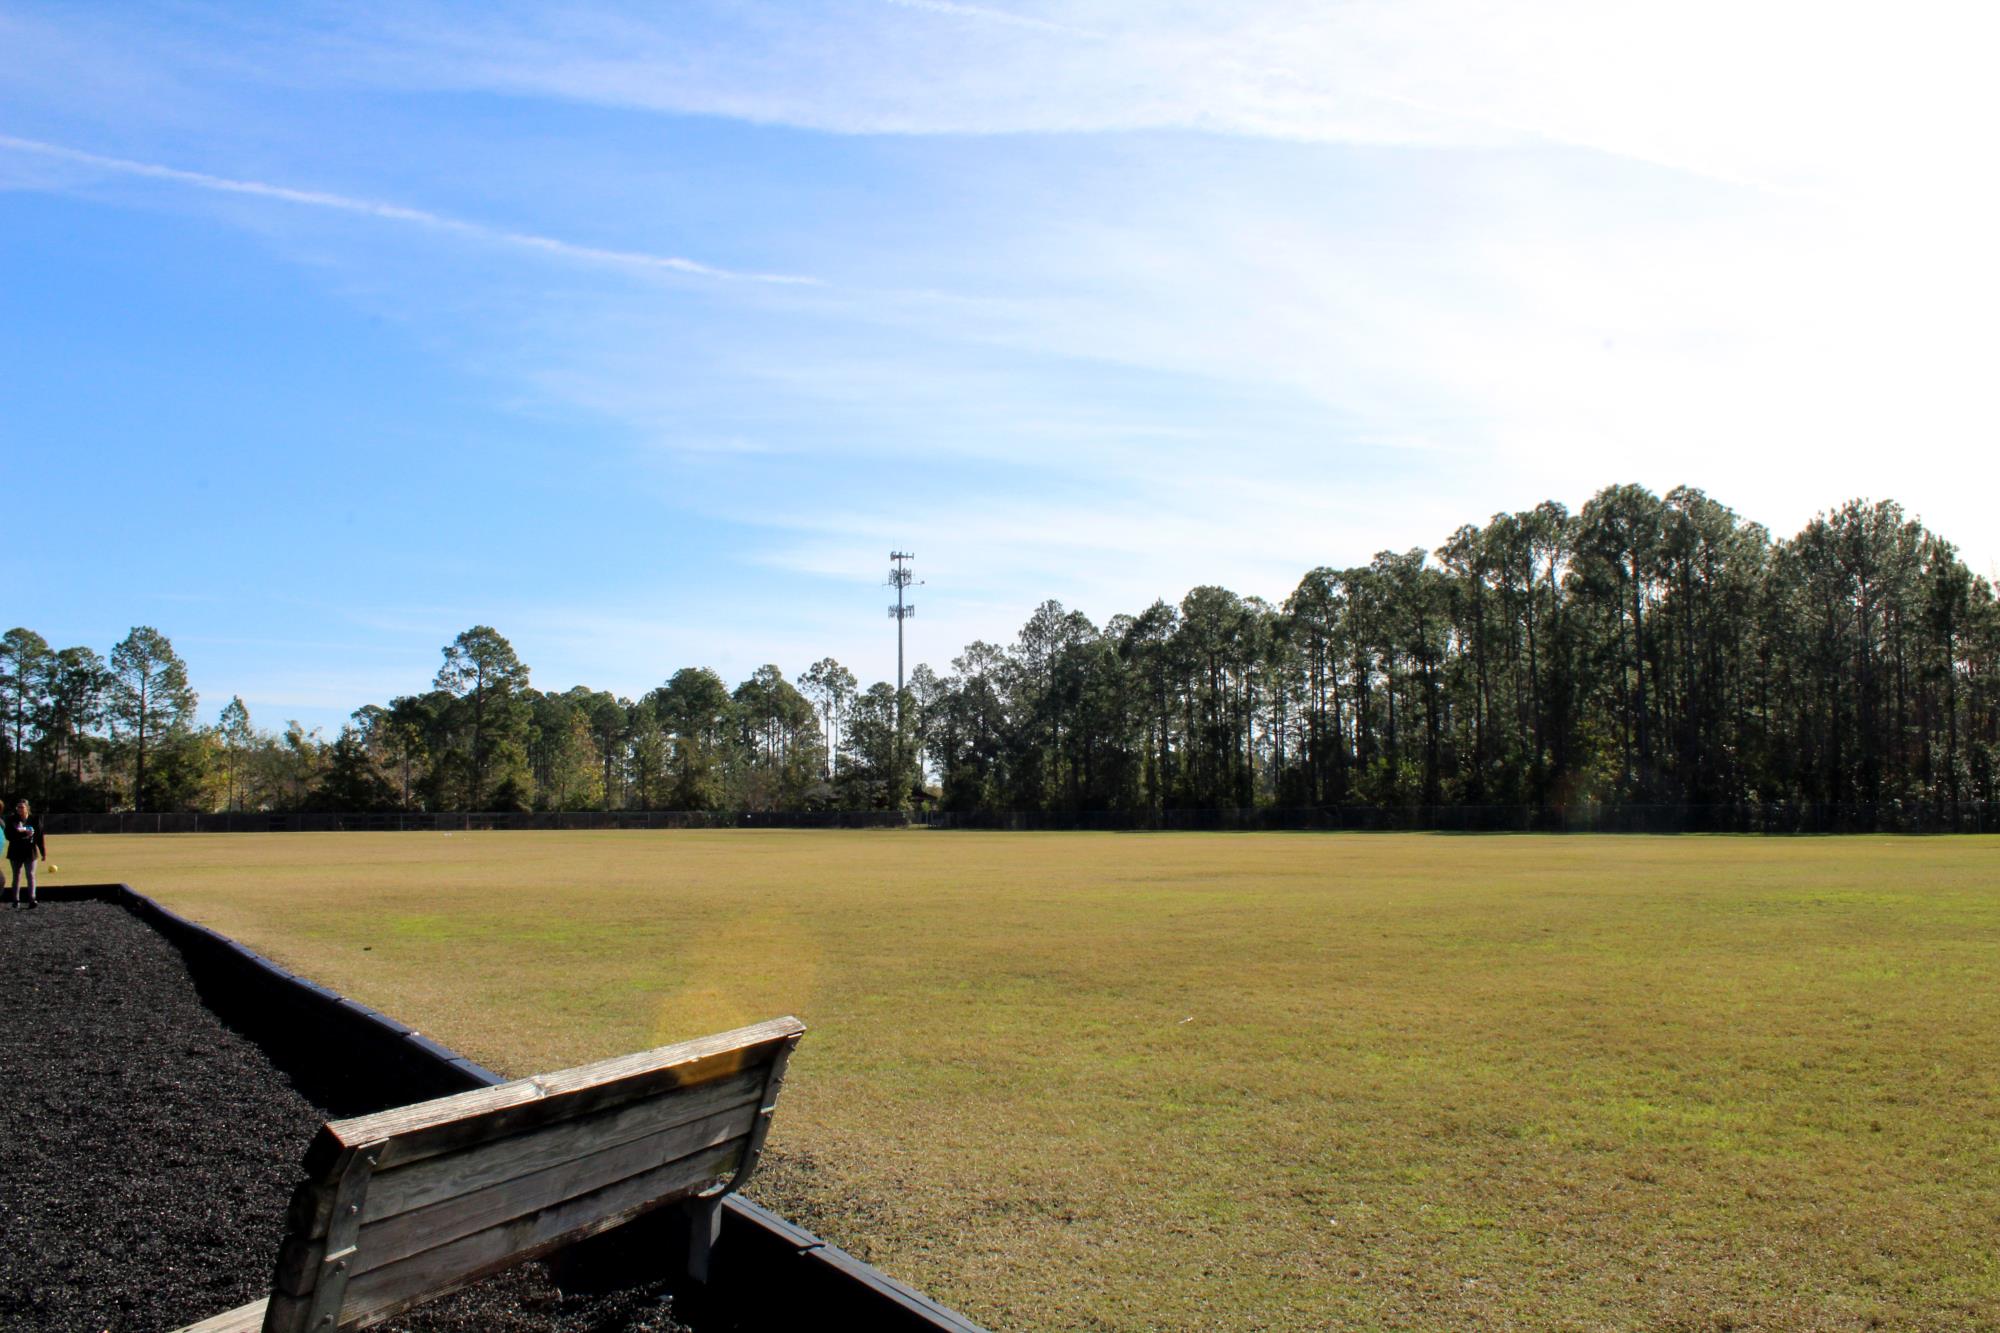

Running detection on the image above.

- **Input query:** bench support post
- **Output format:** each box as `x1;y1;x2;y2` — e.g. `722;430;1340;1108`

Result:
681;1195;724;1284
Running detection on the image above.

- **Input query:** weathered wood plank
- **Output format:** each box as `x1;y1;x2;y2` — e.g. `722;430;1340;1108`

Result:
362;1066;764;1221
730;1033;799;1191
261;1289;312;1332
355;1105;757;1271
172;1296;268;1333
269;1181;335;1300
265;1147;381;1333
268;1143;376;1298
322;1018;803;1172
335;1142;742;1330
361;1040;778;1174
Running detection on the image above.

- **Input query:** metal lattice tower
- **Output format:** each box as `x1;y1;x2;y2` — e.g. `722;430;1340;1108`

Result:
887;551;918;698
887;551;921;797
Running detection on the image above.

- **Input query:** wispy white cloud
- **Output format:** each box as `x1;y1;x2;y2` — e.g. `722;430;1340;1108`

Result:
0;133;820;286
13;1;2000;731
297;0;1998;194
878;0;1103;39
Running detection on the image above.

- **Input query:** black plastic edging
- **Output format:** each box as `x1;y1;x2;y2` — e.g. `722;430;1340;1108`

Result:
51;882;503;1112
53;882;990;1333
718;1195;993;1333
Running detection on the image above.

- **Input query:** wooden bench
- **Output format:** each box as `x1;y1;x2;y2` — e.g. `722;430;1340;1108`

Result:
176;1016;804;1333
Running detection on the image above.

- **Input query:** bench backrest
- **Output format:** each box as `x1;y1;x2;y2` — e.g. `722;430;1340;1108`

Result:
259;1015;804;1333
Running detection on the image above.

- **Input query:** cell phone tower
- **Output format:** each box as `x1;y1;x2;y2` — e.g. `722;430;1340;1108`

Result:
887;551;921;795
887;551;920;702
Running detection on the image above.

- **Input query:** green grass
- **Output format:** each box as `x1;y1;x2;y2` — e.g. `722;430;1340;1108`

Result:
64;831;2000;1331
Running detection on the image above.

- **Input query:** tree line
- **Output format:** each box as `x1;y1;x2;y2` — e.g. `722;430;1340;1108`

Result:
10;485;1998;817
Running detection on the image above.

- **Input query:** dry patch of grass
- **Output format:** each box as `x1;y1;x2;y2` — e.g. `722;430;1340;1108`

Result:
66;831;2000;1331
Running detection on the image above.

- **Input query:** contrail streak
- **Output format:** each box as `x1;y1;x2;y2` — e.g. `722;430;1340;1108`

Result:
0;133;822;286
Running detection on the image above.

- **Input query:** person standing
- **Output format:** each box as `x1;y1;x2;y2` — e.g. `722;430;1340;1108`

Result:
7;798;46;909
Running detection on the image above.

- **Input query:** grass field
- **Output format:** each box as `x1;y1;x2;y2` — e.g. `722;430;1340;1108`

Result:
58;831;2000;1331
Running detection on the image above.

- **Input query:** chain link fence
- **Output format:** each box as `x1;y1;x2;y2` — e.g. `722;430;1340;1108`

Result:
924;802;2000;833
43;801;2000;835
44;809;914;834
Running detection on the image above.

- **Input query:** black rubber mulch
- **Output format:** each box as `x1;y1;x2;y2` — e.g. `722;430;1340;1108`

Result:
0;901;690;1333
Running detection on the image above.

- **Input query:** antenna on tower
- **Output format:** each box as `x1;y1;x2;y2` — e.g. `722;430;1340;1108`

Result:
887;551;923;806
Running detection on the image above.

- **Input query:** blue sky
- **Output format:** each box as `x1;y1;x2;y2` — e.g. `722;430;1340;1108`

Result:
6;1;1996;736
